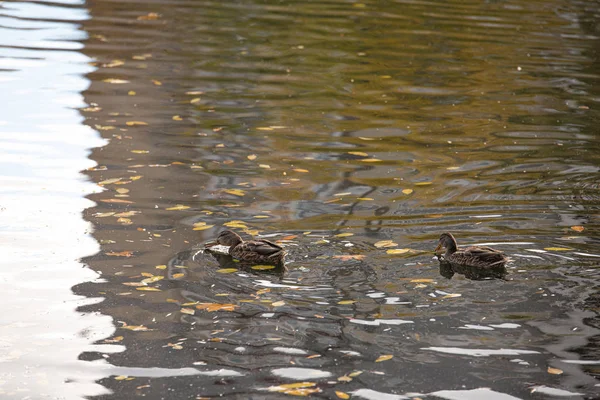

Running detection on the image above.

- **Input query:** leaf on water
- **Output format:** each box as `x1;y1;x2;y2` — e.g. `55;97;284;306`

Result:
415;182;432;186
410;278;434;283
116;188;129;194
332;255;365;261
361;158;382;162
251;265;276;270
547;367;563;375
193;224;214;231
293;168;309;173
126;121;148;126
196;303;238;312
335;233;354;238
114;211;139;217
137;12;160;20
224;220;248;229
151;79;162;86
122;282;145;287
306;354;321;359
180;308;195;315
247;154;257;160
103;78;129;84
259;164;271;169
544;247;572;251
348;151;368;157
447;166;460;170
95;212;115;218
357;197;374;201
337;375;352;382
131;150;149;154
104;60;125;68
271;301;285;307
128;91;136;95
374;240;397;248
121;324;153;331
223;189;246;197
442;293;462;299
129;175;143;181
402;189;413;195
253;215;269;219
348;370;363;377
103;336;124;343
155;265;167;270
117;217;132;225
282;235;298;240
425;214;443;218
166;205;190;211
375;354;393;362
336;391;350;399
100;199;134;204
334;192;352;196
172;115;183;121
136;287;161;291
114;375;128;381
387;248;411;255
571;226;585;232
95;125;116;131
216;268;238;274
185;90;203;95
338;300;356;305
190;98;201;104
141;276;164;284
99;178;122;186
106;251;134;257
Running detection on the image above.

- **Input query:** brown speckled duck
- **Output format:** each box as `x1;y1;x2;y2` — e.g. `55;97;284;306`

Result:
434;232;507;269
214;230;285;265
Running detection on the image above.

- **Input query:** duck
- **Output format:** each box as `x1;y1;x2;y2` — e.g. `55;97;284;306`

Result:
209;230;285;265
434;232;507;269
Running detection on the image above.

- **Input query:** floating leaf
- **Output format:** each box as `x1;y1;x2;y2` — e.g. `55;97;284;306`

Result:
104;60;124;68
415;182;432;186
100;199;134;204
193;224;214;231
196;303;238;312
247;154;257;160
103;78;129;84
131;150;149;154
357;197;374;201
335;233;354;238
114;375;128;381
337;375;352;382
271;301;285;307
570;226;585;232
224;189;246;197
544;247;572;251
141;276;164;284
117;217;132;225
166;205;190;211
121;324;153;331
190;98;201;104
259;164;271;169
387;248;411;255
293;168;309;173
348;370;363;377
95;212;115;218
114;211;138;217
136;287;161;292
402;189;413;195
116;188;129;194
122;282;145;287
338;300;356;305
410;279;434;283
333;255;365;261
336;391;350;399
106;251;133;257
138;12;160;20
180;308;195;315
99;178;122;186
374;240;397;248
151;79;162;86
216;268;238;274
348;151;368;157
126;121;148;126
442;293;462;299
155;265;167;270
224;220;248;229
375;354;393;362
547;367;563;375
251;265;276;270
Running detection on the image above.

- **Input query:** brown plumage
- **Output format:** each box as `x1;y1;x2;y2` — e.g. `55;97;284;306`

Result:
215;230;285;265
434;232;507;269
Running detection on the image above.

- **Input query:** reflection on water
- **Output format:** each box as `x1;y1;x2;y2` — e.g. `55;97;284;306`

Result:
78;0;599;398
2;0;599;398
0;0;114;398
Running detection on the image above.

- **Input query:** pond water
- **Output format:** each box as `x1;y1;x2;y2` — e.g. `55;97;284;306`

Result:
1;0;599;398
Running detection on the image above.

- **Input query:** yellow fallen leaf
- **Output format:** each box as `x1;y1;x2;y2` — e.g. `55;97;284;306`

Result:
104;60;124;68
544;247;572;251
336;391;350;399
121;324;153;331
151;79;162;85
117;217;132;225
122;282;145;287
571;226;585;232
357;197;374;201
129;175;143;181
172;273;185;279
338;300;356;305
247;154;257;160
410;278;434;283
131;150;149;154
103;78;129;84
547;367;563;375
196;303;238;312
100;199;134;204
332;255;365;261
136;287;161;291
347;151;368;157
402;189;413;195
224;220;248;229
99;178;122;185
116;188;129;194
185;90;203;95
224;189;246;196
193;224;214;231
166;205;190;211
106;251;134;257
271;301;285;307
155;265;167;270
190;98;201;104
180;308;195;315
335;233;354;238
293;168;309;173
361;158;382;162
216;268;238;274
114;375;128;381
337;375;352;382
251;265;276;270
348;370;363;377
259;164;270;169
172;115;183;121
415;182;432;186
126;121;148;126
375;354;393;362
128;91;136;96
387;248;411;255
374;240;397;248
442;293;462;299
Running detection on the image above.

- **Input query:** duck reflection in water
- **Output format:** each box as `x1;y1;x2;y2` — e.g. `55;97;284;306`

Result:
205;230;286;271
435;232;508;280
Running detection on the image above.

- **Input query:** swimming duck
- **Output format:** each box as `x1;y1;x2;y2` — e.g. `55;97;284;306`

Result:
211;230;285;265
434;232;507;269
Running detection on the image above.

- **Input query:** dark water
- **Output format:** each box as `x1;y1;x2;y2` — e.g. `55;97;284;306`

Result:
2;0;600;398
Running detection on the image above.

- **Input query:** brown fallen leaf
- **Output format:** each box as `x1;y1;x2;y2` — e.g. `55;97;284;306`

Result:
571;226;585;232
126;121;148;126
336;391;350;399
196;303;238;312
332;255;365;261
374;240;397;248
547;367;563;375
106;251;134;257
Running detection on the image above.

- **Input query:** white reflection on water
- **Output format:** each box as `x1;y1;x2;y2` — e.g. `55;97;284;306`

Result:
0;0;112;398
422;347;539;357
